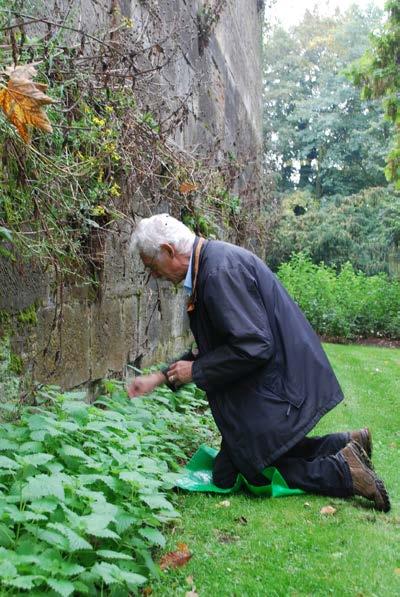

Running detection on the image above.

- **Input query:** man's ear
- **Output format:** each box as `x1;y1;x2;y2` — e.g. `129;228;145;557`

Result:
160;243;175;258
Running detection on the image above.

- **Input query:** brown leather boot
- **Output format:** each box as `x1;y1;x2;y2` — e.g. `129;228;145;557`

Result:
340;441;390;512
350;427;372;458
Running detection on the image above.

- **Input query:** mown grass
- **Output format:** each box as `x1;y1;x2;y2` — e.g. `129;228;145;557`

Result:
152;344;400;597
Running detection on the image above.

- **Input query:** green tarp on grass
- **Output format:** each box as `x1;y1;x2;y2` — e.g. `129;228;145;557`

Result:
175;445;304;497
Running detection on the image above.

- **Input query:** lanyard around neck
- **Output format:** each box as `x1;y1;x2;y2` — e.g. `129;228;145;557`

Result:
187;237;205;313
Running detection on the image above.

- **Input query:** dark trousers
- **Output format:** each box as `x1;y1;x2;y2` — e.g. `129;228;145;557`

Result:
213;432;353;497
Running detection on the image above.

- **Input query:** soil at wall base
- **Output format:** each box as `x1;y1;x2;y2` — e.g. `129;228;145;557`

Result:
319;335;400;349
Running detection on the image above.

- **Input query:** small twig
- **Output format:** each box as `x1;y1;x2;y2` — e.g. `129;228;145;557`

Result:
4;11;127;58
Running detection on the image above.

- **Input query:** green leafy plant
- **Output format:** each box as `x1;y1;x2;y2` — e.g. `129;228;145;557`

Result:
278;252;400;339
197;0;227;54
0;379;213;594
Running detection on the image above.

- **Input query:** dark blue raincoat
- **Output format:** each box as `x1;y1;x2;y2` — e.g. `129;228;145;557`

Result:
187;237;344;481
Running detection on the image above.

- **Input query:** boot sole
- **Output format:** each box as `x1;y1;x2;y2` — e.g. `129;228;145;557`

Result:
349;441;391;512
374;477;391;513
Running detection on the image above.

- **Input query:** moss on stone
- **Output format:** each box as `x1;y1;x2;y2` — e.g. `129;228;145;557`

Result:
17;304;38;326
9;352;23;374
0;336;21;403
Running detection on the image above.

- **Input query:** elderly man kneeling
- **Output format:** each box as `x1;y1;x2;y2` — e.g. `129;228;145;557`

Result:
128;213;390;512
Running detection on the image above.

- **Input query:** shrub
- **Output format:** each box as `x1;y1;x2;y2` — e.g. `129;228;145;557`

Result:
277;252;400;339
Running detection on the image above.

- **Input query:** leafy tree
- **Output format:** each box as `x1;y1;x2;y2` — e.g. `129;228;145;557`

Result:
265;186;400;276
348;0;400;189
263;5;389;197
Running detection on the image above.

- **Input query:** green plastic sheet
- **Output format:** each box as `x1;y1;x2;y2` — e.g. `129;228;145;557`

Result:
175;445;304;497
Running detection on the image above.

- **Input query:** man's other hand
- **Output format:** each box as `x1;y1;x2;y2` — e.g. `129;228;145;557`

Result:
167;361;193;386
127;372;165;398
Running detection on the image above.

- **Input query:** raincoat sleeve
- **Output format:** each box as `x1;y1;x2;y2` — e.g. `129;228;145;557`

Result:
192;265;274;393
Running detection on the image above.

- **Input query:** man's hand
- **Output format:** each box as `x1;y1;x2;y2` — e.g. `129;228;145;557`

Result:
127;372;165;398
167;360;193;386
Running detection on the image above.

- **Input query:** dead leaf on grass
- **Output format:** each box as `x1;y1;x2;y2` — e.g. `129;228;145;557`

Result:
159;542;192;570
320;505;337;515
185;591;199;597
218;499;231;508
234;515;248;525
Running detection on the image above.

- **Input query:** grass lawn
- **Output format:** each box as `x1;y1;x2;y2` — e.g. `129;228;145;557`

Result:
152;344;400;597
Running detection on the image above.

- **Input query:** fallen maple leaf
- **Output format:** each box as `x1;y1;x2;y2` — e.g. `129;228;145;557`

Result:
0;63;55;143
159;542;192;570
179;181;198;194
320;505;337;515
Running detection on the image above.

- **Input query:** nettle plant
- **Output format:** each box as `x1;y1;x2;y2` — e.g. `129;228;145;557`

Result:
0;379;212;595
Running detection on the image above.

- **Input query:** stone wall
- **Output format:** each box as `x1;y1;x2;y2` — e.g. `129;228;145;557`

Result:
0;0;264;390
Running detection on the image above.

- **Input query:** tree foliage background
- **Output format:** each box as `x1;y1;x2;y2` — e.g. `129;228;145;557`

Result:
349;0;400;189
263;2;400;276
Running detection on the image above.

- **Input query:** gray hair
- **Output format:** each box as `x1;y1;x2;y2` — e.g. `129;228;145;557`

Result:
131;213;195;258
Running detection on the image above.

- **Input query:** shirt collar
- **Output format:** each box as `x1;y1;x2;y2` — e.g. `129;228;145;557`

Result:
183;247;194;295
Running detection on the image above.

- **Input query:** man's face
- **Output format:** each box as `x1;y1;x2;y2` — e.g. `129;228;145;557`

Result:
141;244;187;285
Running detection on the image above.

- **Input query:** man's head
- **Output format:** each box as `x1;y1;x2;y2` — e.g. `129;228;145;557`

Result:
131;214;195;284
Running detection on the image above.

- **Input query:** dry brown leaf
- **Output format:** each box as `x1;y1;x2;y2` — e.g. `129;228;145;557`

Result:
0;63;55;143
141;587;153;595
320;505;337;515
159;542;192;570
179;181;198;194
4;63;39;80
185;591;199;597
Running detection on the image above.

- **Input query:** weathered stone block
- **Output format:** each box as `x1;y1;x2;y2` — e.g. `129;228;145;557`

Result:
90;298;126;379
34;302;91;388
0;257;48;313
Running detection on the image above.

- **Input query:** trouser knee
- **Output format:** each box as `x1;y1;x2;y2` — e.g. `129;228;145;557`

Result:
213;448;238;488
